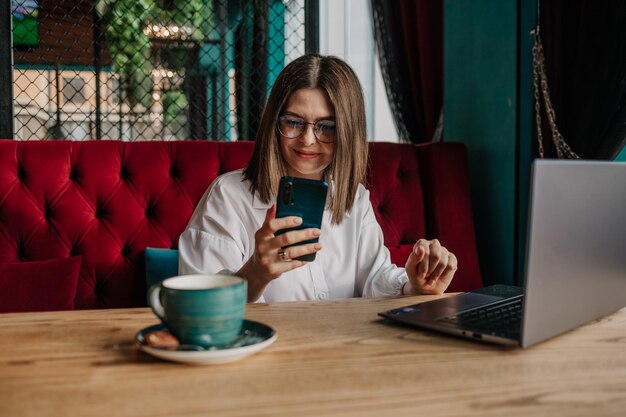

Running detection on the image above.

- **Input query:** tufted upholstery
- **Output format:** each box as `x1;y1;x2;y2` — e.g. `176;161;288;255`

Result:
0;140;481;310
366;142;481;292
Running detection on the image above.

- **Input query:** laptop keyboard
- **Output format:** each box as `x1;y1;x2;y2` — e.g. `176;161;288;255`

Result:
437;297;523;338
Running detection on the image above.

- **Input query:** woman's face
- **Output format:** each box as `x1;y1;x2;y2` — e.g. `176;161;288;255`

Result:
278;88;335;181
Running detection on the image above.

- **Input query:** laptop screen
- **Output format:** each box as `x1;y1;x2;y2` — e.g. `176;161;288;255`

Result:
521;160;626;347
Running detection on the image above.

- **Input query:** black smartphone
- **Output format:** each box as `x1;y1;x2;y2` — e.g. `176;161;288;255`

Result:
275;176;328;261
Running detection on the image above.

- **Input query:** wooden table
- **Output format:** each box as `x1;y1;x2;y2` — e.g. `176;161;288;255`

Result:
1;295;625;417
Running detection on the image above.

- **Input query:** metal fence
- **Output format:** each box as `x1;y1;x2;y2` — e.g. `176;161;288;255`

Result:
4;0;317;141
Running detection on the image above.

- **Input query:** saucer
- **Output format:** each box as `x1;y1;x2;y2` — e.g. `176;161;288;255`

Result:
135;320;277;365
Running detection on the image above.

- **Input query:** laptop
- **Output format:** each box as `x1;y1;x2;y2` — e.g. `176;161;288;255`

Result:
379;160;626;348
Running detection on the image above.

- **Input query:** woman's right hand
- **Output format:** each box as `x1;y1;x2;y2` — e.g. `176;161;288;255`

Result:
236;205;322;302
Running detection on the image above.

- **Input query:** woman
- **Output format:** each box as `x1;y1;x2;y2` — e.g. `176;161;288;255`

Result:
179;54;457;302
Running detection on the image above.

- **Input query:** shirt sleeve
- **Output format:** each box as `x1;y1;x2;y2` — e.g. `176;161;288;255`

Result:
178;227;244;275
179;175;246;272
178;173;267;303
355;192;408;298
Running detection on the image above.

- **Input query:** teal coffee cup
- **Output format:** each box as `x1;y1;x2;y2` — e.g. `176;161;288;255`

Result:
148;274;247;348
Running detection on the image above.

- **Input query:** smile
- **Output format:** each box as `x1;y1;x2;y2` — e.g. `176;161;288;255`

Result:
293;150;319;159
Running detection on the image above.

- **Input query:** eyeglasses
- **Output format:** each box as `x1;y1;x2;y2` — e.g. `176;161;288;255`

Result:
277;115;336;144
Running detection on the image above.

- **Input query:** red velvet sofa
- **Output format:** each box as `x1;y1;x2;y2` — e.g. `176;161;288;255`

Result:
0;140;481;311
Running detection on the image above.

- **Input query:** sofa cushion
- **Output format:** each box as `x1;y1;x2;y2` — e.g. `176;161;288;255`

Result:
0;256;81;313
367;142;482;292
0;140;253;309
0;140;480;309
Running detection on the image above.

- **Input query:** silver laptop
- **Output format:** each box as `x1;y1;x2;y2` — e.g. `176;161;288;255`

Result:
379;160;626;347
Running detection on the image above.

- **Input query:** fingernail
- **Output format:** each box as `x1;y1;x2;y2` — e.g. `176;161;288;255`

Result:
314;243;322;250
293;217;302;224
312;229;321;236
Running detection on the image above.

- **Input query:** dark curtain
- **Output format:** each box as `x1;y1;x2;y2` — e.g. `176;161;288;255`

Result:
540;0;626;159
184;45;208;140
371;0;442;143
250;0;268;140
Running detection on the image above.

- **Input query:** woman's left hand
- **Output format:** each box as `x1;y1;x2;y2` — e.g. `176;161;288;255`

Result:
403;239;458;295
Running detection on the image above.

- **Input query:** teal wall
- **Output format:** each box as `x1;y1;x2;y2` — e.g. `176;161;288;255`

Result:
517;0;538;283
199;1;285;141
443;0;532;286
444;1;623;286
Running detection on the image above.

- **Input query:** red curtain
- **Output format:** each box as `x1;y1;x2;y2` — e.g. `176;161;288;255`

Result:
372;0;442;143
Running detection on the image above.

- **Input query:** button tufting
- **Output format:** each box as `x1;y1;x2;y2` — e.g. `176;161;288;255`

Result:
145;205;155;218
121;245;131;257
17;166;26;181
69;245;80;257
93;283;103;297
95;206;106;219
44;206;53;221
120;167;130;180
69;168;80;181
170;165;180;178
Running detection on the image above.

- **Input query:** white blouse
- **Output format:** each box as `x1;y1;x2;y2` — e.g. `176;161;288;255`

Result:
178;169;408;302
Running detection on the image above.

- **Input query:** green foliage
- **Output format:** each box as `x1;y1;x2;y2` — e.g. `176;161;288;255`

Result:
160;47;191;72
149;0;215;42
96;0;214;111
98;0;153;110
163;90;188;126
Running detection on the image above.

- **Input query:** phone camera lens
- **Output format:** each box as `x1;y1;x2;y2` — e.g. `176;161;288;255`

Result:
283;182;293;205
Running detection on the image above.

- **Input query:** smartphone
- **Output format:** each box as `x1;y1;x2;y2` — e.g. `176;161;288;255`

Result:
275;176;328;261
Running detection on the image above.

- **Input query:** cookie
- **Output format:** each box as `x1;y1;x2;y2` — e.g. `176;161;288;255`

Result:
145;330;180;348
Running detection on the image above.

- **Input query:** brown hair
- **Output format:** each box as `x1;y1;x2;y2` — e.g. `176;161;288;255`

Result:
243;54;368;225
